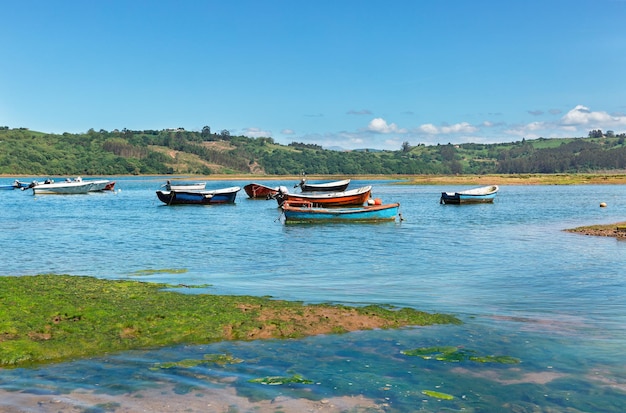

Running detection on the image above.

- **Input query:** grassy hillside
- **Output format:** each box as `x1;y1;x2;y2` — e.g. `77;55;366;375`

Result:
1;127;626;176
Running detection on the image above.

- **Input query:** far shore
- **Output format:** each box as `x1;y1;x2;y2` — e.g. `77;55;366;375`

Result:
5;173;626;185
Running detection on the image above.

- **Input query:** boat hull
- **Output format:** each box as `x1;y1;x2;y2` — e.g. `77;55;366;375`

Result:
274;185;372;207
282;202;400;223
32;182;94;194
297;178;351;192
0;184;18;190
243;183;278;199
87;179;115;191
440;185;499;204
156;186;241;205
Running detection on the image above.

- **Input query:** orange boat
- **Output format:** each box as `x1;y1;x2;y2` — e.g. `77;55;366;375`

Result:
273;185;372;207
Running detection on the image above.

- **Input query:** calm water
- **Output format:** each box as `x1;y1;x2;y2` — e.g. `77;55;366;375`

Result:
1;177;625;412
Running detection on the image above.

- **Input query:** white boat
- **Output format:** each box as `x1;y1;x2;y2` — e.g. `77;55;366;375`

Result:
28;177;94;195
85;179;115;191
163;181;206;191
440;185;499;204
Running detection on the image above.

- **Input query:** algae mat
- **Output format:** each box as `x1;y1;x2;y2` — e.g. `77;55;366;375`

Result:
0;274;460;368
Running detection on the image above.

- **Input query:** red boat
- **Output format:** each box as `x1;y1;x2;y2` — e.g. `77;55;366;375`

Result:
243;183;278;199
273;185;372;207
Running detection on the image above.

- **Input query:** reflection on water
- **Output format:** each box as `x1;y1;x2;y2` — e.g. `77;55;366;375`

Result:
1;178;625;412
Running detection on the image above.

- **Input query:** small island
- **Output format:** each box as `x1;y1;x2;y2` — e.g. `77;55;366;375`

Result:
565;222;626;238
0;274;460;368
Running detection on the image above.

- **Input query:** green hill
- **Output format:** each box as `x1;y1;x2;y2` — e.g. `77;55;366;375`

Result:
1;127;626;176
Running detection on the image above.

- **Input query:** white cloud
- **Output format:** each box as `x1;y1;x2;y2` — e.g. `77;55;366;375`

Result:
367;118;406;134
418;123;439;134
242;127;271;138
281;129;295;135
418;122;477;135
526;121;545;131
560;105;626;126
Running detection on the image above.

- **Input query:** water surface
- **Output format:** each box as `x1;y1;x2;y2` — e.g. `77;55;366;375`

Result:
1;177;625;412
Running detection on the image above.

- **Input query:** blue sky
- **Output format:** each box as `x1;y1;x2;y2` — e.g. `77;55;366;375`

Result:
2;0;625;150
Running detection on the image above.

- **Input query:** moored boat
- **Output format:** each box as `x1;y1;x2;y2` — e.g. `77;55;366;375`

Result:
273;185;372;207
0;180;26;190
156;186;241;205
29;178;94;195
295;178;351;192
243;182;278;199
282;202;400;223
162;181;206;191
440;185;499;204
86;179;116;191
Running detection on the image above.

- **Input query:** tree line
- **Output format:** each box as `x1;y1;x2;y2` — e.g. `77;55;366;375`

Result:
1;127;625;176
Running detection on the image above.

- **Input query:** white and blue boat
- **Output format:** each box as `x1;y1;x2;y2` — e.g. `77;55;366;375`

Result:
156;186;241;205
440;185;499;204
282;202;400;223
0;180;30;190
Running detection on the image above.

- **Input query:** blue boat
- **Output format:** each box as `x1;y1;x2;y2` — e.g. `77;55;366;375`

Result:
156;186;241;205
0;180;30;190
440;185;499;204
282;202;401;223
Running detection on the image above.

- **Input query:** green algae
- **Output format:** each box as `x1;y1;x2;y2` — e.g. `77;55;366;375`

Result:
0;274;461;368
421;390;454;400
150;353;243;370
402;346;520;364
248;374;314;385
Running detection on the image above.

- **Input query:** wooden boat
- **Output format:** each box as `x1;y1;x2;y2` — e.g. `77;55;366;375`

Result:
243;182;278;199
156;186;241;205
440;185;499;204
282;202;400;223
295;178;351;192
163;181;206;191
273;185;372;207
29;178;94;195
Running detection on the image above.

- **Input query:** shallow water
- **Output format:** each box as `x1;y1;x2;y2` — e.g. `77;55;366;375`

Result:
1;177;625;412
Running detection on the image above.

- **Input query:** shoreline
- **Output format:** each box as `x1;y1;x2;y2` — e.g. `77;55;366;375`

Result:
4;173;626;185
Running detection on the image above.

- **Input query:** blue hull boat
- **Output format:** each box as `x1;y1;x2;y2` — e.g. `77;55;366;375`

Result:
0;180;30;190
440;185;499;204
282;202;400;223
156;186;241;205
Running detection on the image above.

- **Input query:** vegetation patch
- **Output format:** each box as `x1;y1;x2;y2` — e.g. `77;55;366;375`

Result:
0;275;460;368
565;222;626;239
248;374;314;385
402;346;520;364
150;353;243;370
421;390;455;400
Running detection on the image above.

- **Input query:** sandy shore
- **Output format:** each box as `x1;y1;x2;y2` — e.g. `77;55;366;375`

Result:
0;387;388;413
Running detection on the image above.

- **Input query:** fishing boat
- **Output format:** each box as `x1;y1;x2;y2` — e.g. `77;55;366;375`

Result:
243;182;278;199
282;202;400;223
273;185;372;207
162;181;206;191
156;186;241;205
440;185;499;204
295;178;351;192
28;178;95;195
